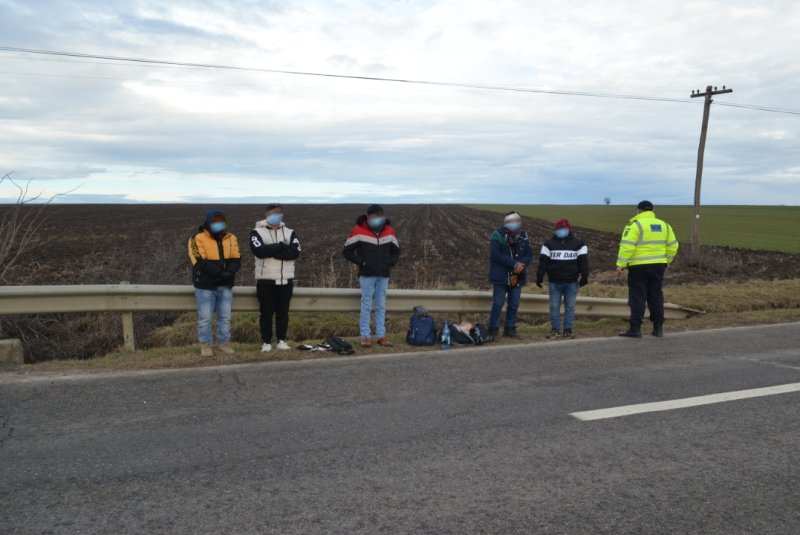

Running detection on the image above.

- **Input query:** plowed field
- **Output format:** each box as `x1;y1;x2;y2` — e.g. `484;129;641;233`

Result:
7;204;800;287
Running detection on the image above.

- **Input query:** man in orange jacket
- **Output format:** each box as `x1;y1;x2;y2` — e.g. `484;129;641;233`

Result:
188;209;241;356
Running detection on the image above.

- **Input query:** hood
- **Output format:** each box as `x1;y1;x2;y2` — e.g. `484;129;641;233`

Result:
201;209;227;233
630;210;657;223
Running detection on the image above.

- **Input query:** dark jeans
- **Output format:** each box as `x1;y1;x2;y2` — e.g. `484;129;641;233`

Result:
256;280;294;342
490;284;522;329
627;264;666;327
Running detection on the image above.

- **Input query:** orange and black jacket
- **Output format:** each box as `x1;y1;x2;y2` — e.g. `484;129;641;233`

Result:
188;209;242;289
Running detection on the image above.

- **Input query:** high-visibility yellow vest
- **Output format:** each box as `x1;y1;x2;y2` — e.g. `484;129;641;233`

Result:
616;211;679;267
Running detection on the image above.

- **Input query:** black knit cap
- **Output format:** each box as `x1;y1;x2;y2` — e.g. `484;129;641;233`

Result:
637;200;654;211
367;204;384;215
265;203;282;212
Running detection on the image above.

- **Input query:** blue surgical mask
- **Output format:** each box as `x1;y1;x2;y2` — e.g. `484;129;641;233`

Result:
209;221;226;233
368;217;386;229
555;228;569;239
266;214;283;226
504;222;522;232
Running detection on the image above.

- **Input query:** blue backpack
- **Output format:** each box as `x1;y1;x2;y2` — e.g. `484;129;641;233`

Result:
406;310;437;346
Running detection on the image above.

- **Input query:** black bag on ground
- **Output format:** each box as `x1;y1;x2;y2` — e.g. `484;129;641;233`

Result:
326;336;355;355
470;323;491;345
442;323;474;345
406;308;437;346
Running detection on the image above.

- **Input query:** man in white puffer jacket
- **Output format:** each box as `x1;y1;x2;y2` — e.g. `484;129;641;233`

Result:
249;203;301;352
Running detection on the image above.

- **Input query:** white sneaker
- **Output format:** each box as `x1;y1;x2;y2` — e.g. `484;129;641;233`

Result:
261;343;272;353
276;340;291;350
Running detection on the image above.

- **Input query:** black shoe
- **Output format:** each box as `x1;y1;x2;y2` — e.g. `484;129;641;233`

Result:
563;329;575;339
652;324;664;337
545;330;561;339
488;327;499;338
618;328;643;338
503;327;522;339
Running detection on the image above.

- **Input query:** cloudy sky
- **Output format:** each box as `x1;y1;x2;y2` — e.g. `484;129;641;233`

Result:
1;0;798;205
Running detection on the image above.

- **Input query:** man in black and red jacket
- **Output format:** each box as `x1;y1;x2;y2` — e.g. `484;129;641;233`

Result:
536;219;589;339
343;204;400;348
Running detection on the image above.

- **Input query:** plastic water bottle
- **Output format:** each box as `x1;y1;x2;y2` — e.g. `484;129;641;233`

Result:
440;320;451;350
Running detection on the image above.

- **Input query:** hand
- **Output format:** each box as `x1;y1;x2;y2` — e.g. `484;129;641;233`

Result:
513;262;525;274
579;278;588;287
616;267;626;276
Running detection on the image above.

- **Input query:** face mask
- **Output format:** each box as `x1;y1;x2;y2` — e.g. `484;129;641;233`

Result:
209;221;226;233
504;222;522;232
368;217;386;229
266;214;283;226
555;228;569;239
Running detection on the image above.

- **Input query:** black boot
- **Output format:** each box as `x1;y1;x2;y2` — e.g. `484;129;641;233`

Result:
488;327;499;342
618;325;643;338
503;327;522;339
652;323;663;337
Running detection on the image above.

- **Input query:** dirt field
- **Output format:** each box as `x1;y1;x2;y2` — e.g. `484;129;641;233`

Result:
6;203;800;287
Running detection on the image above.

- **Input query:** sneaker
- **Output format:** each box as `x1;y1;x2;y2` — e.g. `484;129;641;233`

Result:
218;343;236;354
276;340;291;350
261;343;272;353
546;330;561;339
376;337;393;347
360;338;372;348
200;344;214;357
563;329;575;339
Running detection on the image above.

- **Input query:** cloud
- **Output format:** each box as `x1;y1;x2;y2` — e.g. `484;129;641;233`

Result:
0;0;798;205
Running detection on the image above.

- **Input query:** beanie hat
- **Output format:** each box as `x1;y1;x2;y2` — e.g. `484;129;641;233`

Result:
367;204;384;215
554;218;571;230
265;203;282;212
637;200;654;211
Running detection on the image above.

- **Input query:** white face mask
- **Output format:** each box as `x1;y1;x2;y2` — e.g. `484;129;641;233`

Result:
555;228;569;239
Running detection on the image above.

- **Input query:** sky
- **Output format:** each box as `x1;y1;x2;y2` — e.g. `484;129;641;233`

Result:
0;0;798;205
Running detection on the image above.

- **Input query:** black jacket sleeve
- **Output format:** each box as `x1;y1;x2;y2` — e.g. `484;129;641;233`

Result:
536;252;548;282
249;229;288;259
274;231;301;261
578;242;589;281
343;239;362;266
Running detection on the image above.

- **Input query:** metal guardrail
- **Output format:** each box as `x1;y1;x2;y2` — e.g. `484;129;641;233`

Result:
0;284;702;350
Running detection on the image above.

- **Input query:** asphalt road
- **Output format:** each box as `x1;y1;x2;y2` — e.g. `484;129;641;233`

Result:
2;323;799;534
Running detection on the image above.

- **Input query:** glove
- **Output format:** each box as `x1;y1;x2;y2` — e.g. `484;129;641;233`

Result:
579;277;588;287
535;278;543;288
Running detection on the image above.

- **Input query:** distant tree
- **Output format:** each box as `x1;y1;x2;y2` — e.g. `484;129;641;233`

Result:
603;197;611;206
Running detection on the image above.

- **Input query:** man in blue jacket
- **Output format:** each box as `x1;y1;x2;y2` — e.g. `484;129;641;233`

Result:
488;211;534;339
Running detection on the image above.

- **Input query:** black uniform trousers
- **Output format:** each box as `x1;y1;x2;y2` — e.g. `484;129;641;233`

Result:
256;280;294;342
627;264;666;328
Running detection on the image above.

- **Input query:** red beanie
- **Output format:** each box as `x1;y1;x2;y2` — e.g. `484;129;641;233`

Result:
554;218;571;230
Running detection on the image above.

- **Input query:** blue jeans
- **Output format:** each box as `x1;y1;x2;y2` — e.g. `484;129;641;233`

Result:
359;276;389;338
489;284;522;329
549;281;578;331
195;287;233;344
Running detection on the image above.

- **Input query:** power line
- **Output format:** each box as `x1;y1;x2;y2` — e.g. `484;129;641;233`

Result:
1;46;799;116
0;46;694;104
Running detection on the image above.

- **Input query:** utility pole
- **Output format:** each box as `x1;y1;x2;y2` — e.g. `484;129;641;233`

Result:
689;84;733;256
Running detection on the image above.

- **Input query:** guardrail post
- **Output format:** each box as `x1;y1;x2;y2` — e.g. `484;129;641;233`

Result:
122;312;135;351
120;281;135;351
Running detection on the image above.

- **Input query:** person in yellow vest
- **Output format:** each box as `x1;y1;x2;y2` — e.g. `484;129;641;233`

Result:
188;209;241;357
616;200;679;338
